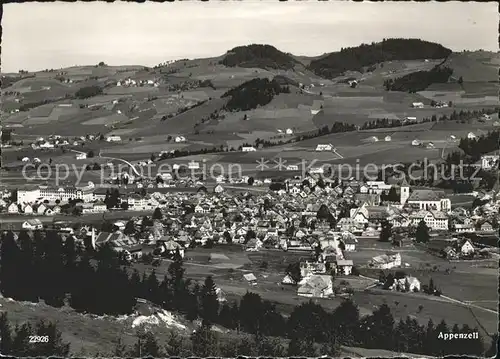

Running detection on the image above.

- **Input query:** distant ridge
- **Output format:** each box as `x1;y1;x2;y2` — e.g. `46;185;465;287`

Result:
308;38;452;78
220;44;299;70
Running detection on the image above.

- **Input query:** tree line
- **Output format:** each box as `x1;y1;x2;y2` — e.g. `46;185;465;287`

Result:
222;78;290;111
0;313;70;357
220;44;298;70
383;66;453;93
0;230;493;357
308;38;452;78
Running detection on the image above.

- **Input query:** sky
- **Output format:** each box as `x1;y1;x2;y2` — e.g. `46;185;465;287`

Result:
2;1;498;73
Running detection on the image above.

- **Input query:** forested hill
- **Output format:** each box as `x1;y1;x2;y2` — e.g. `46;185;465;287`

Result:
308;38;452;78
220;44;299;70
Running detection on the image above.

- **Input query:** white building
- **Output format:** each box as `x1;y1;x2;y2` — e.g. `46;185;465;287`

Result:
407;189;451;212
175;136;186;143
467;132;477;140
242;146;257;152
412;102;424;109
106;136;122;142
384;136;392;142
286;165;299;171
481;155;499;170
370;253;402;269
188;161;200;170
316;144;332;152
285;128;293;135
40;141;55;149
411;139;422;146
22;219;43;230
410;210;448;230
76;153;87;160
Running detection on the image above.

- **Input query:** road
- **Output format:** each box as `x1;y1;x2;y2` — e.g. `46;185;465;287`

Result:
97;150;143;177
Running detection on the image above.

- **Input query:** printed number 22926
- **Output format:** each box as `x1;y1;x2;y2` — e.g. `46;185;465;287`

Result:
29;336;49;343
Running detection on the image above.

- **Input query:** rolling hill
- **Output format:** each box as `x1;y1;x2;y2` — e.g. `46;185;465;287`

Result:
308;38;452;79
220;44;300;70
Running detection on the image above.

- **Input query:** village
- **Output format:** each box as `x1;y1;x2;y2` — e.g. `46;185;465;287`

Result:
1;166;498;302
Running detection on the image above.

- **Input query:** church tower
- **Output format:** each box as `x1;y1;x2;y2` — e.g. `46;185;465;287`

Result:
400;177;410;205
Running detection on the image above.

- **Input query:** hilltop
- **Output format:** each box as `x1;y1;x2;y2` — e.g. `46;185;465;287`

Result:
220;44;300;70
308;38;452;79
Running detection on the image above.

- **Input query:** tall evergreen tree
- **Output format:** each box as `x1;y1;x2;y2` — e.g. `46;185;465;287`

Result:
191;325;220;357
415;220;430;243
200;276;219;327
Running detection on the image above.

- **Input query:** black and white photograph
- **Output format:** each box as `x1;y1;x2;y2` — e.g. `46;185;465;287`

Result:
0;0;499;357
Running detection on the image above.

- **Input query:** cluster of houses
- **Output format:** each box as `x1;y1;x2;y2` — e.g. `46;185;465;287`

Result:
116;78;160;88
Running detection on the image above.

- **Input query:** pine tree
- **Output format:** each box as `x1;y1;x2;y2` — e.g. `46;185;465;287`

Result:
191;325;220;357
379;220;393;242
0;313;12;354
32;320;70;357
10;323;32;357
200;276;219;327
415;220;430;243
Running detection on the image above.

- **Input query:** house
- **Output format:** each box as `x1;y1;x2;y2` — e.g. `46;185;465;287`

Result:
411;139;422;146
384;135;392;142
336;259;353;275
342;236;357;252
478;221;494;232
394;276;421;292
23;204;33;214
8;203;19;214
316;144;332;152
174;136;186;143
243;273;257;285
245;238;263;252
458;238;475;256
286;128;293;135
22;218;43;230
36;203;47;215
297;275;334;298
281;274;297;285
412;102;424;109
481;155;499;170
188;161;200;170
242;146;257;152
369;252;401;269
467;132;477;140
106;135;122;142
405;116;417;122
426;142;435;149
214;184;224;194
22;157;30;162
76;153;87;160
156;238;185;258
93;201;107;212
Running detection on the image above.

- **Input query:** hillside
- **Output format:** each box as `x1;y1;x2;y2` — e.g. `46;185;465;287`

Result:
222;77;290;111
384;65;454;93
308;38;452;79
220;44;299;70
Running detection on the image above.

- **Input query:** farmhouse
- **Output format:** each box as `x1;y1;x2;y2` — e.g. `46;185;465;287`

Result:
286;128;293;135
405;116;417;122
467;132;477;140
76;153;87;160
411;139;422;146
426;142;435;149
22;219;43;230
297;275;333;298
188;161;200;170
411;102;424;109
106;135;122;142
175;136;186;143
369;252;401;269
242;146;257;152
384;135;392;142
316;144;332;152
393;276;421;292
